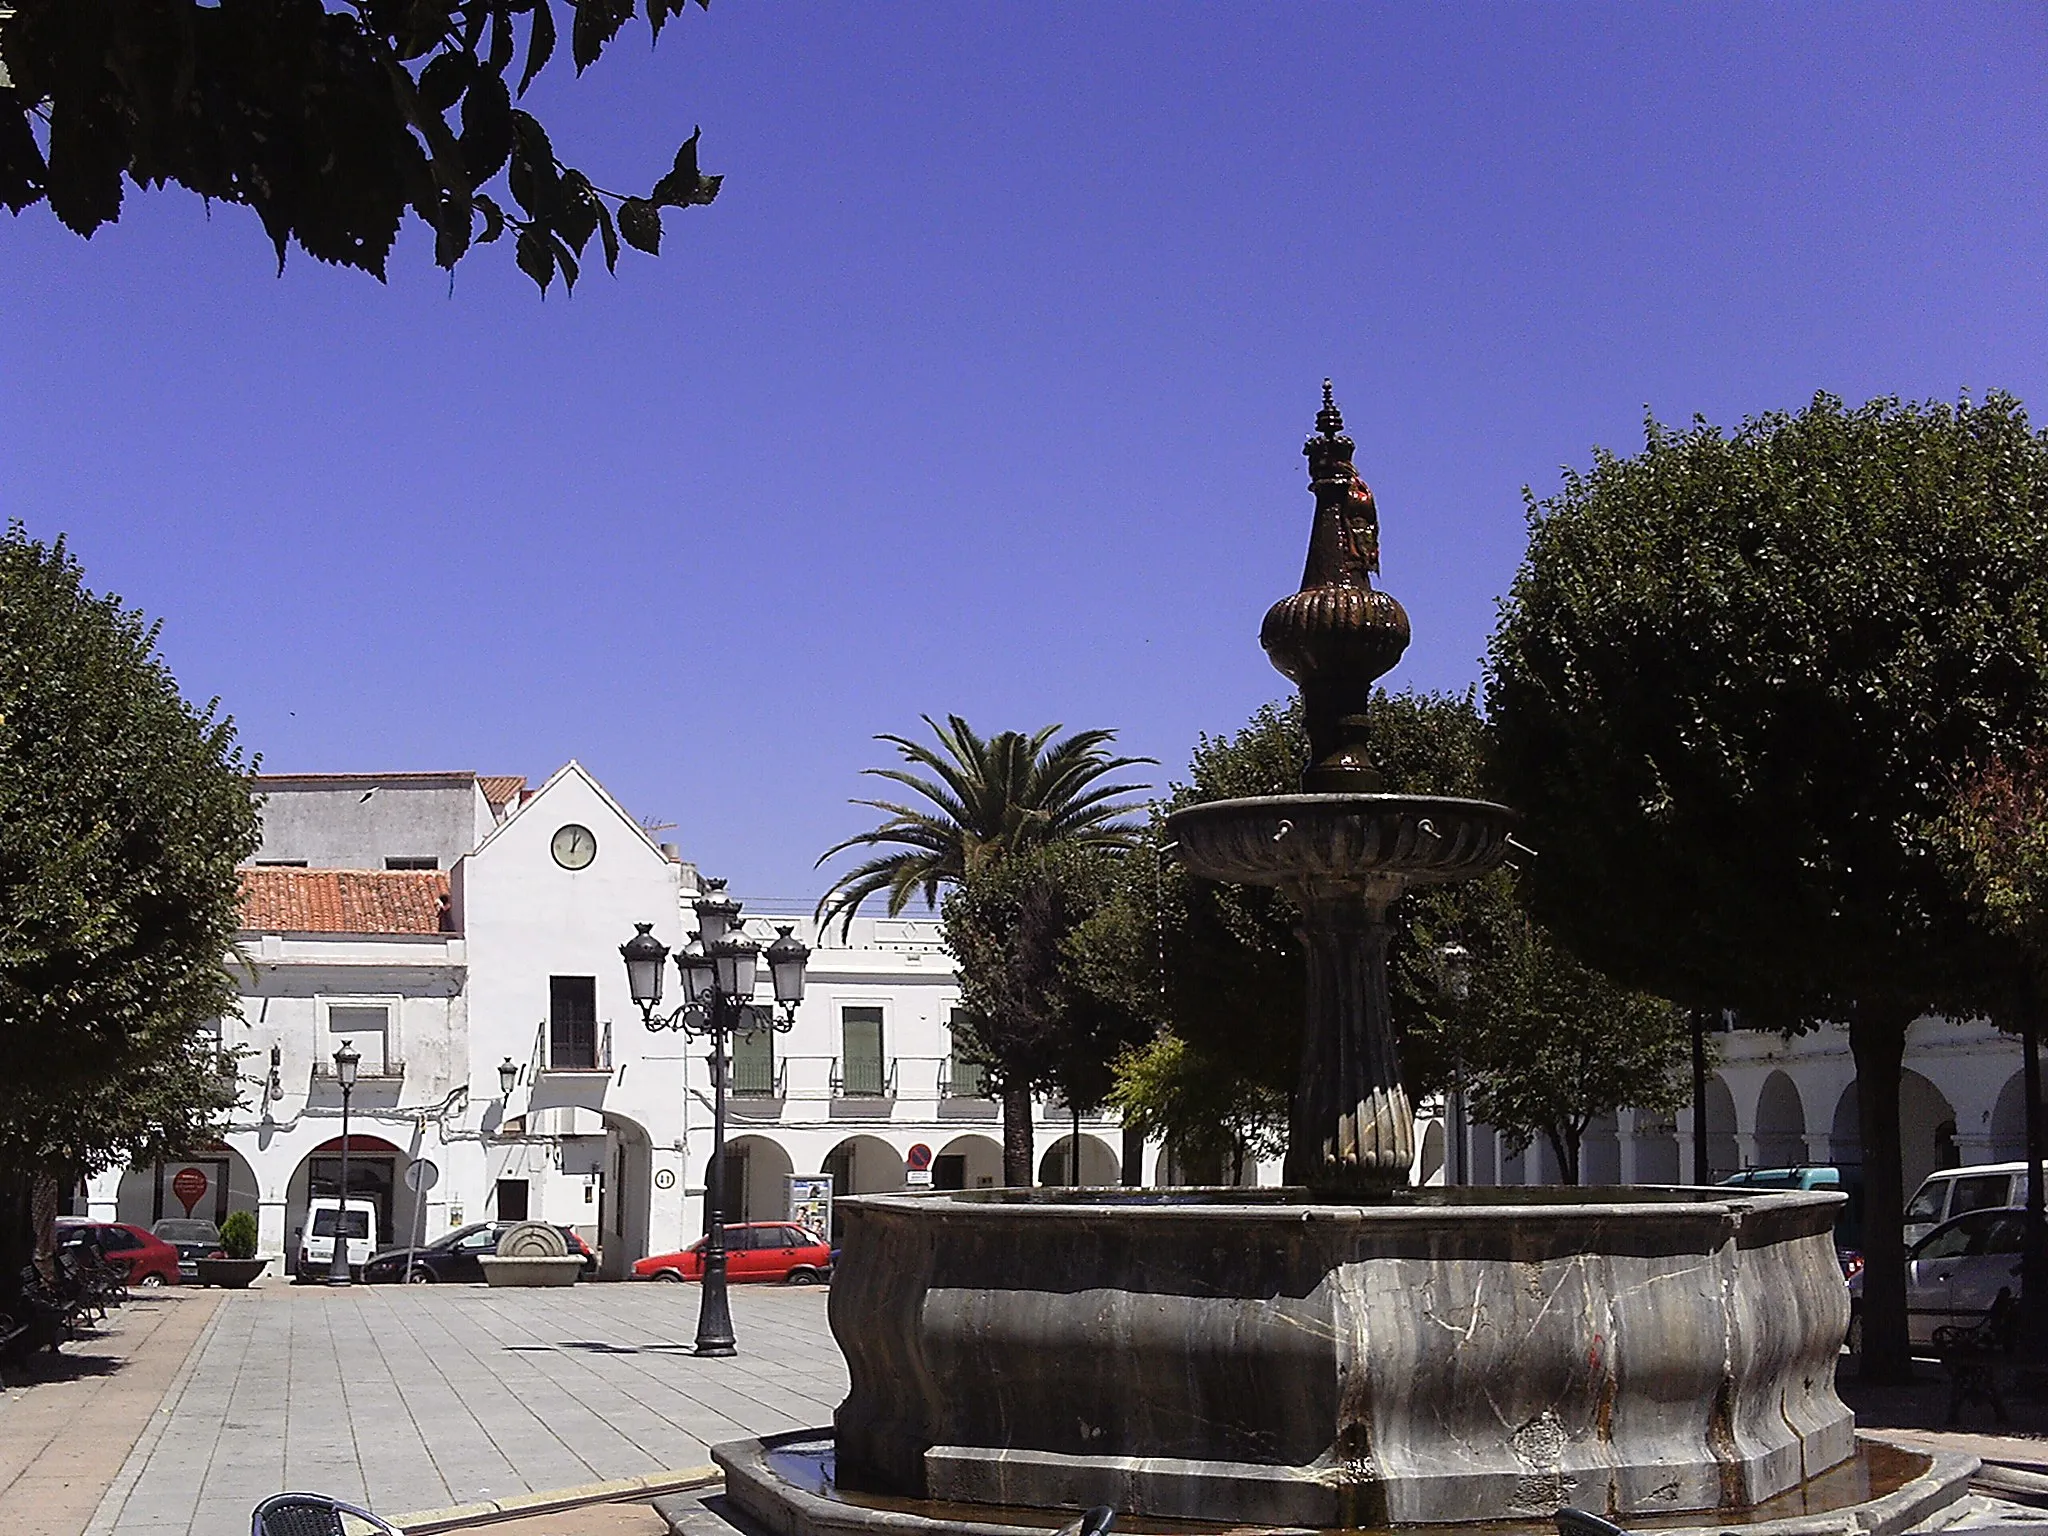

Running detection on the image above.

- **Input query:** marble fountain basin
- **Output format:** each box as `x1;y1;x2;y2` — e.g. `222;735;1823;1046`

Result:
825;1186;1856;1529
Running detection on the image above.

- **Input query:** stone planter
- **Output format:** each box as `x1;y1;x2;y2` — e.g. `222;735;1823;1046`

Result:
479;1255;582;1287
195;1256;269;1289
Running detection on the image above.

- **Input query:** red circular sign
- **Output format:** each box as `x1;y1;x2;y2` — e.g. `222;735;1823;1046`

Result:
171;1167;209;1215
906;1143;933;1172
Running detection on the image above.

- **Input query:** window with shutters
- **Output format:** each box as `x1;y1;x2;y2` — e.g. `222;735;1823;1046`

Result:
839;1006;886;1097
550;976;598;1069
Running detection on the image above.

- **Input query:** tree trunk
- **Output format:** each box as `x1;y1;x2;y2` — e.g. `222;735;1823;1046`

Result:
2020;975;2048;1363
1121;1123;1145;1187
1002;1084;1035;1187
1851;1007;1913;1384
29;1172;62;1284
1545;1127;1580;1186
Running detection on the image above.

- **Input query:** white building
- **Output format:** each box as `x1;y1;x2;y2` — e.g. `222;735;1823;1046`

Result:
86;763;1138;1271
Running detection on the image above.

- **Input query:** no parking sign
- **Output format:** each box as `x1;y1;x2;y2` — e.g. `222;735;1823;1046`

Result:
906;1143;933;1188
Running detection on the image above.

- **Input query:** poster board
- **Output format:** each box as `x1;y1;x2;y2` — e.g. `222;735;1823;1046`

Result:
787;1173;833;1241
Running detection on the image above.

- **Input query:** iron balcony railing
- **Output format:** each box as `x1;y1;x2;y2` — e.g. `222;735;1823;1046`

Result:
540;1018;612;1073
941;1054;989;1099
730;1047;785;1098
831;1055;897;1099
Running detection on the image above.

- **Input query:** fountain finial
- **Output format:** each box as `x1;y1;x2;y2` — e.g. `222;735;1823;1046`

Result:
1261;381;1412;791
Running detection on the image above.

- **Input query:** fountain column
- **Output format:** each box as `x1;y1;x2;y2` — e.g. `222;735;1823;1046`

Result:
1289;879;1412;1195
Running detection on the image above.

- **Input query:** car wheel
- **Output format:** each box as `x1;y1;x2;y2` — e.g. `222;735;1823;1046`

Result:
137;1272;167;1288
406;1266;435;1284
653;1269;684;1282
784;1268;821;1286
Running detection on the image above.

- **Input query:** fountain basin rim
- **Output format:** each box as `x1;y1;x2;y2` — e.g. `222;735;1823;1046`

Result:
834;1184;1845;1228
711;1431;1978;1536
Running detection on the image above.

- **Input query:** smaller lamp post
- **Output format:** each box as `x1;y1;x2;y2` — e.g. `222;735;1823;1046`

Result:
1435;944;1472;1187
621;881;808;1357
328;1038;360;1286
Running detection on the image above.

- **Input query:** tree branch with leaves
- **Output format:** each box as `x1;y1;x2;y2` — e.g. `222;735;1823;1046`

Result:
0;0;722;291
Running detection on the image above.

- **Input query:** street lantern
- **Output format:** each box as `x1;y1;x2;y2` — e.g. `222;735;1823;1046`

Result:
766;926;811;1008
620;882;807;1359
328;1039;361;1286
694;879;741;946
677;934;715;1003
1438;943;1473;1002
620;923;671;1009
498;1057;519;1098
712;932;760;1001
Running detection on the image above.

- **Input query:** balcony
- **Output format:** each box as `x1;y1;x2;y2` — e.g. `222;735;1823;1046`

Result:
539;1020;613;1075
831;1055;897;1100
730;1051;786;1099
940;1055;989;1099
312;1054;405;1080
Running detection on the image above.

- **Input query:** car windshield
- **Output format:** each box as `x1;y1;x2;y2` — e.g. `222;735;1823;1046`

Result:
152;1220;221;1243
311;1209;369;1239
1905;1182;1948;1222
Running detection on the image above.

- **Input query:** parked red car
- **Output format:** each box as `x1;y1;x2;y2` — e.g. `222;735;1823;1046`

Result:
56;1218;181;1288
633;1223;829;1284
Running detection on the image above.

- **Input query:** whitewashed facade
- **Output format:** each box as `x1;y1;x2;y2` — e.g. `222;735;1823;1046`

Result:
85;763;1137;1271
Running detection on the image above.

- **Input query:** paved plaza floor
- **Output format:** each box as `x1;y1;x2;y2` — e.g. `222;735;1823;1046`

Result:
75;1280;843;1536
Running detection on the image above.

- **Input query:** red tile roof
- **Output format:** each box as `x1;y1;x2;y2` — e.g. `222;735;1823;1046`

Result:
479;775;527;811
240;869;452;935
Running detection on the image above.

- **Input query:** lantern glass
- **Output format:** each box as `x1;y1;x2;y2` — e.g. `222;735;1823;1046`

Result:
620;923;670;1008
677;936;716;1002
498;1057;519;1097
766;925;810;1006
333;1039;360;1089
714;934;760;999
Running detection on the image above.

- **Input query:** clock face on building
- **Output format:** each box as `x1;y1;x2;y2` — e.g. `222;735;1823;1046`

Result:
551;824;597;870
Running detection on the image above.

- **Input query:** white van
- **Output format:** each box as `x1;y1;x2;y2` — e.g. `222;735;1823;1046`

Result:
297;1199;378;1281
1904;1162;2048;1247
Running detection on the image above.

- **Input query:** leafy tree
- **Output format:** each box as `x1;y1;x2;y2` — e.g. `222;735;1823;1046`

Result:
0;0;722;292
0;526;262;1283
942;844;1148;1186
1487;392;2048;1382
1107;1033;1285;1186
814;714;1152;933
1398;872;1691;1183
1928;747;2048;1353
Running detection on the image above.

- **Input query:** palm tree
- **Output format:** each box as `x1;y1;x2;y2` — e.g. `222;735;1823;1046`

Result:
815;715;1153;932
816;716;1153;1188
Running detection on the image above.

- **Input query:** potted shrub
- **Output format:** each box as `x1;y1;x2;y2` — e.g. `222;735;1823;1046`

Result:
196;1210;269;1288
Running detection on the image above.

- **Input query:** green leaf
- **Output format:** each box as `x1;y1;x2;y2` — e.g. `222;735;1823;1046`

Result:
459;73;515;181
596;197;619;272
556;171;599;253
551;231;580;290
617;197;661;254
571;0;634;72
506;110;560;218
515;225;555;292
489;6;517;73
650;126;701;207
518;0;557;97
474;194;506;245
417;51;473;114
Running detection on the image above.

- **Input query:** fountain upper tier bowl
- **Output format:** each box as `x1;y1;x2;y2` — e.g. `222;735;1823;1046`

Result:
1168;794;1518;892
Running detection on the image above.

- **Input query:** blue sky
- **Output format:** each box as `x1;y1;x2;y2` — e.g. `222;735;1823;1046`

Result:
4;6;2044;907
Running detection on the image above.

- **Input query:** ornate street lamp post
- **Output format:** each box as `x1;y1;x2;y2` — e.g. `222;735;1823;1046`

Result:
498;1057;519;1099
1435;943;1472;1187
328;1038;360;1286
621;879;808;1357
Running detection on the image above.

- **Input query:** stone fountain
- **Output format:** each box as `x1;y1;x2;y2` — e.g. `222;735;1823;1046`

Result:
699;389;1974;1536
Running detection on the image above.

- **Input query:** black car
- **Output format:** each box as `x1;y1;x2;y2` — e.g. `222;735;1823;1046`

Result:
362;1222;599;1283
150;1218;225;1282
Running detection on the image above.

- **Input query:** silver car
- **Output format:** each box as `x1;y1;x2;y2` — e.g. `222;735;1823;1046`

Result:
1849;1205;2025;1352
